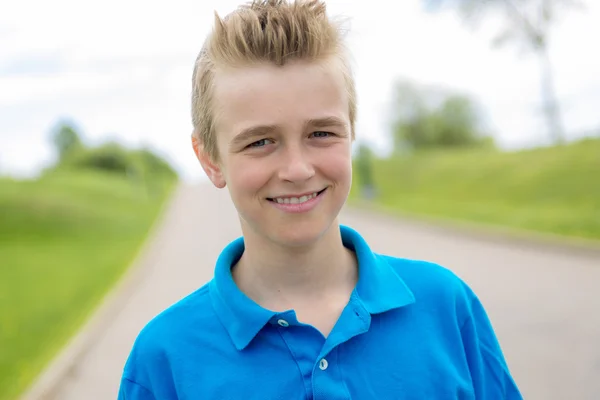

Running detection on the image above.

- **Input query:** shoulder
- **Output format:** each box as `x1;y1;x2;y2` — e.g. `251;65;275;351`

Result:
122;283;216;380
140;283;214;340
377;254;479;324
379;254;469;295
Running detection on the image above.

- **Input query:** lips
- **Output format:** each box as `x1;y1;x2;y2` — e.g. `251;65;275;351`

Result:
267;188;327;204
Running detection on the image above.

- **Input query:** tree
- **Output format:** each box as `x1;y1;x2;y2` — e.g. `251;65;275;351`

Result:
390;79;492;150
424;0;585;145
51;121;83;159
354;141;377;199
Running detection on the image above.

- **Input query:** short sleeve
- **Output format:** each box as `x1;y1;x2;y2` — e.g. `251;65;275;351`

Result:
460;293;523;399
118;377;156;400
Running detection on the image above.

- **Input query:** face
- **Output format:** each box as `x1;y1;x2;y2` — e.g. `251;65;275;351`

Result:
196;58;353;248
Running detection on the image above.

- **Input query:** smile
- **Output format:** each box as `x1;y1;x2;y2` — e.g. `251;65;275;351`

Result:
267;188;327;204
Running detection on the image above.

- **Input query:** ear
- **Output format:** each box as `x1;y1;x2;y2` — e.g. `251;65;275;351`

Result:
192;134;226;189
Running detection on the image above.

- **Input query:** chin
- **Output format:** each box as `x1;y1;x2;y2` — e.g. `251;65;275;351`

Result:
273;230;322;248
271;217;338;248
239;215;334;249
239;194;346;248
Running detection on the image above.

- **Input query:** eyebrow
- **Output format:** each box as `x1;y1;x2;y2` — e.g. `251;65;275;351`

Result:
305;116;348;130
231;116;348;147
230;125;278;147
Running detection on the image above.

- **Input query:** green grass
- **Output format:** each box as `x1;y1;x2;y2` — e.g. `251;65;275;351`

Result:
349;138;600;241
0;170;176;400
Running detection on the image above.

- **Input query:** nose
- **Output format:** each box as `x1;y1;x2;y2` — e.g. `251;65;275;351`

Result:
278;145;315;183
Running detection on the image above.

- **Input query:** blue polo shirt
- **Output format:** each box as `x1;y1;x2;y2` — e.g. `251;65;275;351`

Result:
119;225;522;399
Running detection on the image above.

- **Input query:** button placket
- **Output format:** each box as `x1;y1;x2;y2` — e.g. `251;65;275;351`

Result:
274;314;324;399
277;319;290;327
318;358;328;371
312;348;351;399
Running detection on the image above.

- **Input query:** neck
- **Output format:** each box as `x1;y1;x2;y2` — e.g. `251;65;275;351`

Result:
232;222;357;311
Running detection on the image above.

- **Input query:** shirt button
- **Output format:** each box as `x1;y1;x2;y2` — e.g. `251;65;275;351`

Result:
319;358;328;371
277;319;289;327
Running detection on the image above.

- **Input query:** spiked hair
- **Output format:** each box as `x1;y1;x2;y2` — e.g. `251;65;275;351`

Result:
191;0;356;161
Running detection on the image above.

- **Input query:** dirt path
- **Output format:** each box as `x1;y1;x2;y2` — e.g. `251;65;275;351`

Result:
25;184;600;400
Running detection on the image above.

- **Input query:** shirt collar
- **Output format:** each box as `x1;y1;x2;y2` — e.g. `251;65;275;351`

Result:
209;224;415;351
341;225;415;314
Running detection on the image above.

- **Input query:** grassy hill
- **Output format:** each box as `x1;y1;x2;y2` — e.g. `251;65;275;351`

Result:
349;138;600;241
0;170;176;400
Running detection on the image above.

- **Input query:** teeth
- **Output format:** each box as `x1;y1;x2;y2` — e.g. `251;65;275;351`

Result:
274;192;318;205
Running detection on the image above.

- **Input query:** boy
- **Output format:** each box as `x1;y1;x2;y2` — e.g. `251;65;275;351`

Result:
119;0;522;398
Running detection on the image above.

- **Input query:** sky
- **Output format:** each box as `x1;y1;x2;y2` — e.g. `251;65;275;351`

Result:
1;0;599;182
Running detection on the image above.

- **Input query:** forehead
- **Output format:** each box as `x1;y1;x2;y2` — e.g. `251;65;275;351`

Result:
212;58;350;138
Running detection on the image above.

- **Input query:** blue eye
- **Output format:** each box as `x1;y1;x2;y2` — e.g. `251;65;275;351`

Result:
248;139;272;148
312;131;331;138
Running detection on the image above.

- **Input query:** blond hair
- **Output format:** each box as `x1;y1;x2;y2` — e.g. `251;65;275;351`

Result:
191;0;356;162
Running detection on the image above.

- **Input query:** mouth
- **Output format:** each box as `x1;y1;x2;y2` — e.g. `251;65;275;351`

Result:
267;188;327;205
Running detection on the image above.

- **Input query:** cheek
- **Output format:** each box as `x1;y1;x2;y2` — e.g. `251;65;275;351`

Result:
226;158;271;197
318;145;353;183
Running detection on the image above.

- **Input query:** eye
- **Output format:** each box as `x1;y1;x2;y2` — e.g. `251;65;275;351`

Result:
311;131;333;138
247;138;273;148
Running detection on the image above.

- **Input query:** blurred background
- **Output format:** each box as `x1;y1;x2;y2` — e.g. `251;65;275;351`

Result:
1;0;599;399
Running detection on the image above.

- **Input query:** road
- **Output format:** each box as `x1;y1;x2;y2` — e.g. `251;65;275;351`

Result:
27;183;600;400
